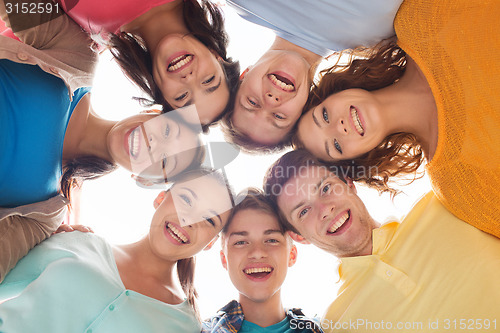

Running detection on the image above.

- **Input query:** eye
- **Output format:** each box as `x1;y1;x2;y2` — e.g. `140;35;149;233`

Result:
175;92;188;101
298;207;309;218
273;113;285;120
334;139;342;154
234;240;247;246
204;217;215;227
179;194;192;206
321;183;331;195
202;75;215;84
164;124;170;138
266;238;280;244
247;98;260;108
322;107;329;123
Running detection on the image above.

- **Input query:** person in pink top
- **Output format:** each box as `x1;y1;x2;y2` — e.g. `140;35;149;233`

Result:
57;0;240;129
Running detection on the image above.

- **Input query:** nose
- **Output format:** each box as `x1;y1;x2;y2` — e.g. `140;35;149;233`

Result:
248;243;267;259
338;118;348;135
264;91;282;106
181;70;194;81
319;201;335;221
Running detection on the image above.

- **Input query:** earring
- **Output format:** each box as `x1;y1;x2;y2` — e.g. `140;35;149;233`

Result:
240;68;250;81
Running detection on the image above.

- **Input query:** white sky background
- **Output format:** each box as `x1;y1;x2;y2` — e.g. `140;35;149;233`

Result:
81;1;432;320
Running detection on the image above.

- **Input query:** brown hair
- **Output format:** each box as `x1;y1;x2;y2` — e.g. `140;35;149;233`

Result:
263;149;346;234
109;0;240;128
294;41;424;194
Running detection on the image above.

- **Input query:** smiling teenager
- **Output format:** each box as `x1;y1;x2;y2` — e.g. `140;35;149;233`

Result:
203;188;322;333
0;0;205;282
220;0;403;153
0;169;234;332
294;0;500;238
264;149;500;333
56;0;240;128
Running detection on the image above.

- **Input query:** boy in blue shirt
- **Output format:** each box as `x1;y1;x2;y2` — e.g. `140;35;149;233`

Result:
202;188;322;333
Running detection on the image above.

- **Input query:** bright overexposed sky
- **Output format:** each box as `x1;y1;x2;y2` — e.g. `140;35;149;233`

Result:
79;1;432;320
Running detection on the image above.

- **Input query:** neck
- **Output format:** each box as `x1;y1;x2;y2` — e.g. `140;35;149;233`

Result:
371;57;438;160
270;36;322;74
63;96;115;163
239;290;286;328
123;0;188;57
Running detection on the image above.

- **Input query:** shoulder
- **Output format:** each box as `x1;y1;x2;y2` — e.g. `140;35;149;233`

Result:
202;300;243;333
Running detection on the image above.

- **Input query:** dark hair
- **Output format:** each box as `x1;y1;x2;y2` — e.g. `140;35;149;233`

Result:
221;187;284;235
109;0;240;127
294;41;423;194
263;149;346;234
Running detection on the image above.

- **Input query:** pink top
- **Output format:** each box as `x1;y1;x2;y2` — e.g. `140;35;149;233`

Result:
56;0;175;36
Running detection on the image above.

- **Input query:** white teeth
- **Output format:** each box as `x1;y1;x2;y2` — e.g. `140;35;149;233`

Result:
167;55;193;72
328;212;349;233
269;74;294;92
129;128;140;158
244;267;272;274
167;223;188;243
350;107;365;136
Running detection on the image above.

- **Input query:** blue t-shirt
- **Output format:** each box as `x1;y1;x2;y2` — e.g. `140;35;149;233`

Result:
227;0;403;56
0;59;90;207
240;317;308;333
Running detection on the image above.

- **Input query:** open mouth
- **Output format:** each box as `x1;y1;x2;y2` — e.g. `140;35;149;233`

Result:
350;106;365;136
128;127;141;159
167;54;194;72
268;73;295;92
165;222;189;244
327;210;351;234
244;266;274;279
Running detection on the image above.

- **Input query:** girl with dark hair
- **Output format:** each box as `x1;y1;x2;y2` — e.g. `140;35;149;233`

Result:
57;0;240;127
0;169;235;332
294;0;500;238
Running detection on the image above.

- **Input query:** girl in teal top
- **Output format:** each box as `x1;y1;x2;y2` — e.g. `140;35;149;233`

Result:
0;168;235;333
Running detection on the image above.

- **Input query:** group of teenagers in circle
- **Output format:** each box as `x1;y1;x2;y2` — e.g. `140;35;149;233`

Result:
0;0;499;332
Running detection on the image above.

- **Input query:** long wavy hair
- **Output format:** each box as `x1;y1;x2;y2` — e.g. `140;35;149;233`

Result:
294;41;424;194
108;0;240;129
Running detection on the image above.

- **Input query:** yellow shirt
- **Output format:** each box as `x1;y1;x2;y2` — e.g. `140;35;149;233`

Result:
395;0;500;237
322;192;500;333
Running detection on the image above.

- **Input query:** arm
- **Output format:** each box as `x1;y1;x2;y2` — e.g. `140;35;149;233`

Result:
0;195;68;283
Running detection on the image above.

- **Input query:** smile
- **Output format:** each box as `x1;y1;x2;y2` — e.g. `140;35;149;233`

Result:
268;73;295;92
350;106;365;136
243;266;274;280
128;127;141;159
327;210;351;234
167;54;194;72
165;222;190;244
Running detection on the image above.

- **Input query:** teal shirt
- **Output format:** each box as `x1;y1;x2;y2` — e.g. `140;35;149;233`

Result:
0;232;201;333
240;317;308;333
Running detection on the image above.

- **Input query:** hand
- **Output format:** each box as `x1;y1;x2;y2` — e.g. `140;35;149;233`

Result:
53;224;94;234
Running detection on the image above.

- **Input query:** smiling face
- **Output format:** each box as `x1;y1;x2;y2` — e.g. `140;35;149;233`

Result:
276;166;377;257
231;50;312;145
148;174;233;261
298;89;386;161
107;113;201;179
221;208;297;304
152;34;230;125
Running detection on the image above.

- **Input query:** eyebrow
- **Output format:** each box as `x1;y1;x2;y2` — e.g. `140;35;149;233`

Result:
205;77;222;94
209;209;223;226
312;107;322;128
228;229;283;238
289;175;328;218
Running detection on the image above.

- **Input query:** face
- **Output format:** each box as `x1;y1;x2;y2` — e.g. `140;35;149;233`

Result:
276;166;376;257
149;174;233;261
232;50;312;145
152;34;230;125
221;209;297;304
298;89;386;161
107;113;200;179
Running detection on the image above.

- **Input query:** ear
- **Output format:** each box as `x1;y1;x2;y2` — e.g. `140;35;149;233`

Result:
153;191;167;209
220;249;228;270
345;178;357;194
204;235;219;251
288;231;310;244
239;67;250;81
132;174;155;187
288;244;298;267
